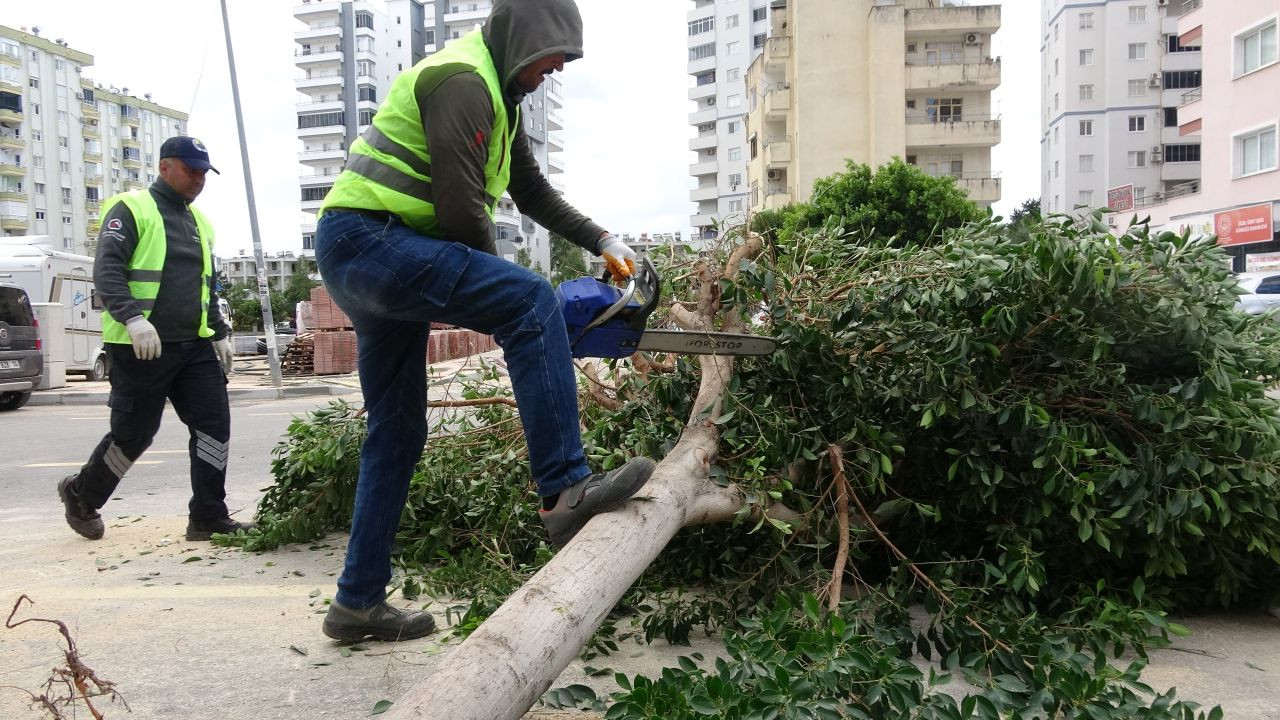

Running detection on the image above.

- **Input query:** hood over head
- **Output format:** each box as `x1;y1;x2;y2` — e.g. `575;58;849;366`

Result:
482;0;584;103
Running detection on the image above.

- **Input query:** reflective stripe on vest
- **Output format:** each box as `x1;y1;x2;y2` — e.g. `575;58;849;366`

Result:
319;30;516;240
99;188;216;344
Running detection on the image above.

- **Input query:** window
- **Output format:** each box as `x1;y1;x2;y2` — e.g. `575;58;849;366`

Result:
1079;120;1094;136
60;187;72;202
689;43;714;61
358;84;377;102
59;161;70;173
297;111;344;129
1128;43;1146;61
56;110;68;122
302;187;330;202
63;214;72;225
28;78;38;89
1127;150;1147;168
32;130;40;141
688;17;714;36
1165;144;1201;163
1054;126;1060;143
1167;34;1199;53
726;68;741;82
1055;23;1059;41
355;11;374;29
358;109;375;125
1128;115;1146;132
55;59;64;70
726;94;742;108
1128;79;1147;97
1079;49;1094;66
1078;190;1093;206
1055;59;1059;76
1234;124;1277;177
1054;92;1059;110
725;14;739;29
58;135;68;148
1079;84;1093;101
728;147;742;161
1079;154;1094;172
34;182;45;194
697;122;714;134
726;120;741;133
728;172;742;187
753;33;766;49
729;199;743;213
1165;107;1179;127
1054;160;1059;178
925;97;963;122
1129;6;1146;23
1235;19;1277;76
356;60;375;77
1163;70;1202;89
726;41;740;55
1079;13;1093;30
35;210;44;220
695;71;715;86
752;6;767;22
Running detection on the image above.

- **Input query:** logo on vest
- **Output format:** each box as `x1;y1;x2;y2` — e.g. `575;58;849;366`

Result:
107;218;123;231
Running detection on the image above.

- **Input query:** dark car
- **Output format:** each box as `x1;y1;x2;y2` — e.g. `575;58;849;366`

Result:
0;283;43;411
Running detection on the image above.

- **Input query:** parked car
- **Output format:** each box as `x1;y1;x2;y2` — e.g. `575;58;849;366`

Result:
0;282;43;411
257;324;298;355
1234;272;1280;315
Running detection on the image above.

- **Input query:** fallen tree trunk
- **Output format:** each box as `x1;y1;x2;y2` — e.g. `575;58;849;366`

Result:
384;239;767;720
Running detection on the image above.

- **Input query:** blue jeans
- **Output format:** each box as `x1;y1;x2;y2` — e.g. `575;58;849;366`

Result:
315;210;592;609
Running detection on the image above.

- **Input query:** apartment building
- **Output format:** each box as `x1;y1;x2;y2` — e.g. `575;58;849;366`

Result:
1040;0;1203;216
220;250;309;292
1141;0;1278;269
0;25;188;256
744;0;1002;215
294;0;564;272
687;0;773;241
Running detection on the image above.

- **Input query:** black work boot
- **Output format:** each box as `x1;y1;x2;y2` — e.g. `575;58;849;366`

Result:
539;457;656;548
185;515;257;541
322;600;437;642
57;475;104;540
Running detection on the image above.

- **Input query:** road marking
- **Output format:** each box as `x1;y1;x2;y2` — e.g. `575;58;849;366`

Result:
24;461;165;468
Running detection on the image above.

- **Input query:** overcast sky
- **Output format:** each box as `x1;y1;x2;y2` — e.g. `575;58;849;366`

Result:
10;0;1039;256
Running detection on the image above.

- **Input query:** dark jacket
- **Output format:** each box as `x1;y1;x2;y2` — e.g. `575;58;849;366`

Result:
416;0;606;255
95;180;231;343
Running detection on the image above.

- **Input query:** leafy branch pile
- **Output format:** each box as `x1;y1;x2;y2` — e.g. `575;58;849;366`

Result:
224;162;1280;717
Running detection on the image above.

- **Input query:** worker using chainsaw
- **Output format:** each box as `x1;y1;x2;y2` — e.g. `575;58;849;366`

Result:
314;0;654;642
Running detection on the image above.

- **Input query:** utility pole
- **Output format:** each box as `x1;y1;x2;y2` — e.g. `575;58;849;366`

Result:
219;0;283;393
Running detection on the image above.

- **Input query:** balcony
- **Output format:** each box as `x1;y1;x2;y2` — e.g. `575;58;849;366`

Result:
445;7;489;26
689;159;718;177
546;132;564;152
0;190;23;201
690;185;719;202
905;59;1001;92
905;116;1001;148
84;174;103;187
124;180;146;190
81;100;99;119
294;23;342;43
763;187;793;210
689;82;716;102
764;36;791;72
494;202;520;224
0;130;21;150
121;136;141;149
122;157;143;170
296;48;343;68
764;137;791;169
1;214;28;231
764;85;791;120
0;49;19;67
905;5;1001;35
298;147;346;163
952;174;1001;204
548;155;565;174
1161;160;1200;183
294;1;342;21
296;72;344;91
547;109;564;131
688;107;717;126
120;110;140;126
690;213;716;228
0;107;23;123
689;133;717;151
0;76;19;93
300;171;343;186
297;121;346;138
688;55;716;75
81;121;101;138
296;99;344;113
0;160;24;176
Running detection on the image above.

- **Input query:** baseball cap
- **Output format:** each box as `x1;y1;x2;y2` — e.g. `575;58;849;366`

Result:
160;136;220;174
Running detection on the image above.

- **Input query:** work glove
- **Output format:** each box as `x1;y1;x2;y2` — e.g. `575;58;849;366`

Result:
598;233;636;283
214;337;234;374
126;316;161;360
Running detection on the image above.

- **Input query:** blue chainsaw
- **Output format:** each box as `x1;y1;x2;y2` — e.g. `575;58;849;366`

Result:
556;256;777;359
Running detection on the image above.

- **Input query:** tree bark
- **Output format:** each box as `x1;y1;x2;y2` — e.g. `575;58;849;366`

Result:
384;235;767;720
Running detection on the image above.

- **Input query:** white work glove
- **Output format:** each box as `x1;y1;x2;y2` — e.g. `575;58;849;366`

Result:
598;233;636;283
125;316;162;360
214;337;234;373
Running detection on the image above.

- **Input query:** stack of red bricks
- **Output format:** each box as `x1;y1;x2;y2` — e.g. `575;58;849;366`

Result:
310;285;356;375
308;287;497;375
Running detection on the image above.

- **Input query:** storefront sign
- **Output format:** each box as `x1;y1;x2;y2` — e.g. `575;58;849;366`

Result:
1106;184;1134;212
1215;203;1274;247
1246;252;1280;272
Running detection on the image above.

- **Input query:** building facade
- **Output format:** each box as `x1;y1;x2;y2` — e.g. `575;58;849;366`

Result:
0;25;188;256
1040;0;1203;216
220;250;308;292
1141;0;1278;268
687;0;774;241
744;0;1002;215
294;0;564;272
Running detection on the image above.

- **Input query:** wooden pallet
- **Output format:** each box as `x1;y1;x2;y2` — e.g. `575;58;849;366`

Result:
281;332;315;376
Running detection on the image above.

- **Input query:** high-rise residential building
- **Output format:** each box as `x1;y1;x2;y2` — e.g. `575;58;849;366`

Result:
294;0;564;272
1141;0;1278;269
221;250;308;292
744;0;1002;214
0;25;188;256
687;0;774;241
1040;0;1203;216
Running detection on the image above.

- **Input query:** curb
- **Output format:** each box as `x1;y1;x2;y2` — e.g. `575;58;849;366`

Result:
28;383;358;406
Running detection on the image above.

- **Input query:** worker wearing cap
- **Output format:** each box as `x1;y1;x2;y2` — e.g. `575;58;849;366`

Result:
57;136;253;543
314;0;653;642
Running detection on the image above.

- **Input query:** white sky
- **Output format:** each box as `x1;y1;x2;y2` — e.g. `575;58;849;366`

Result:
10;0;1040;255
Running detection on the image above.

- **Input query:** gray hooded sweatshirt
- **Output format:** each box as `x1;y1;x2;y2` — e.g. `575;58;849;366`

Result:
414;0;607;256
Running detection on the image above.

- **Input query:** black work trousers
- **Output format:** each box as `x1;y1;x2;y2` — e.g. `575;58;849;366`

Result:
71;340;231;521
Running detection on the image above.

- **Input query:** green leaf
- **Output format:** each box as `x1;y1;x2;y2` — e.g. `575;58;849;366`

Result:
370;700;393;715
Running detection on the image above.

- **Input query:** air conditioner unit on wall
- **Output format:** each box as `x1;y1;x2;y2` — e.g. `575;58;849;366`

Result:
767;169;781;181
965;33;980;45
1149;73;1162;87
1156;0;1168;6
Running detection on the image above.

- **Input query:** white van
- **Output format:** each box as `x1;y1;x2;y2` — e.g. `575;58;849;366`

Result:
0;237;108;380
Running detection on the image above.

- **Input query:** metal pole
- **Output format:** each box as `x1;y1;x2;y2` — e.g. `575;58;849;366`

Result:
219;0;282;393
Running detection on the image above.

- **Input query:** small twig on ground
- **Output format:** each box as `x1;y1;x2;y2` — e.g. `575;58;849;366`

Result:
5;594;129;719
431;396;519;409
